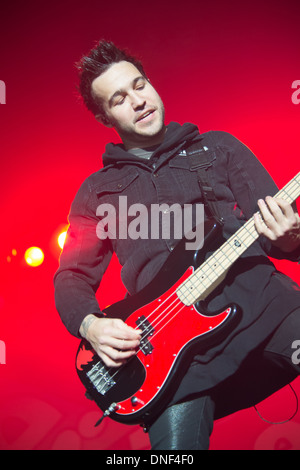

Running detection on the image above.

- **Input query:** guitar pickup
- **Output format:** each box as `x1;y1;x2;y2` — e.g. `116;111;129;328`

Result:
136;315;155;356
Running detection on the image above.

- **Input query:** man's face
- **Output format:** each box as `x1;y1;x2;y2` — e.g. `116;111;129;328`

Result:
91;61;166;149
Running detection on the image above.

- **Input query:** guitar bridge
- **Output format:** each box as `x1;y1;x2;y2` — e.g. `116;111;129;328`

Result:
87;361;116;396
136;315;155;356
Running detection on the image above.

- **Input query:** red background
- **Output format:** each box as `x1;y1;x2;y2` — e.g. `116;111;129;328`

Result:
0;0;299;450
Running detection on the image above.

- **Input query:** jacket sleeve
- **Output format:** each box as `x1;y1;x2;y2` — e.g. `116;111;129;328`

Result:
53;179;113;337
211;131;300;263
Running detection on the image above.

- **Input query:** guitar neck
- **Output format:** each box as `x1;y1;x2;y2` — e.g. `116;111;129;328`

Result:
177;172;300;306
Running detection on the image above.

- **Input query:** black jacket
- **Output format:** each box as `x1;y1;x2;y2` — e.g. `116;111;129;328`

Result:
54;122;300;415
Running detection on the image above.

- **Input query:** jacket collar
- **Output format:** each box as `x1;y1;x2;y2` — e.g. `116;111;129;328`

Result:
102;122;201;167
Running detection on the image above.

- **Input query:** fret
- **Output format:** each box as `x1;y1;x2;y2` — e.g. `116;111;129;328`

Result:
177;173;300;305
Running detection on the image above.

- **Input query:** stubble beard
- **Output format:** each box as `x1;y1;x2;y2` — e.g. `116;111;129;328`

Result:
122;105;166;149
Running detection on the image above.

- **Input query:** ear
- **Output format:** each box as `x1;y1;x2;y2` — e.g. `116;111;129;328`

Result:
95;114;113;128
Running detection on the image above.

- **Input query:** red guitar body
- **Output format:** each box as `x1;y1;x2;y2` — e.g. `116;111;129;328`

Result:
76;219;240;426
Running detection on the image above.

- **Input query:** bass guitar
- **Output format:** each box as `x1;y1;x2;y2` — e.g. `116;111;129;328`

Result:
76;173;300;426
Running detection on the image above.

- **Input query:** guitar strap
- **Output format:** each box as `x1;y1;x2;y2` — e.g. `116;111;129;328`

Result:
185;142;224;225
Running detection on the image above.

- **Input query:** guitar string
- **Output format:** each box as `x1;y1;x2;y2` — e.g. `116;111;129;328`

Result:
123;178;300;332
95;208;300;395
92;286;184;391
109;179;300;395
92;178;300;395
181;218;262;301
180;181;300;304
183;179;300;287
100;268;231;390
92;295;184;395
94;180;300;393
95;181;300;394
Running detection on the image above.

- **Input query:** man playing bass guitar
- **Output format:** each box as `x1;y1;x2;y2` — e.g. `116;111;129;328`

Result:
54;40;300;450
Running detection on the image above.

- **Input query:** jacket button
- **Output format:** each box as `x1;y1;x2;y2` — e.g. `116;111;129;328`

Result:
117;183;123;189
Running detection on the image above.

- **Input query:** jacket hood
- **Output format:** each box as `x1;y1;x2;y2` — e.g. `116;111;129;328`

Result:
102;121;201;166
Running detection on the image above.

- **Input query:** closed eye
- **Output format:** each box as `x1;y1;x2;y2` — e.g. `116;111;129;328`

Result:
115;96;125;106
136;82;146;91
109;76;147;107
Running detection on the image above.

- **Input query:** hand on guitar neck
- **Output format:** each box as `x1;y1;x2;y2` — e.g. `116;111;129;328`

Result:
79;314;142;368
254;197;300;253
73;176;300;426
78;198;299;370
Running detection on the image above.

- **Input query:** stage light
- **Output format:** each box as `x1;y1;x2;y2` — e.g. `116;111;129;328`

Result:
6;249;18;263
58;230;67;249
24;247;44;267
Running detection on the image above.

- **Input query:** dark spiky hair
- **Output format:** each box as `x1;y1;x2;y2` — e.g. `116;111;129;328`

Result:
76;40;147;123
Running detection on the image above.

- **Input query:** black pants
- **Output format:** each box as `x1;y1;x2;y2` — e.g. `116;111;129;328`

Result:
148;308;300;450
